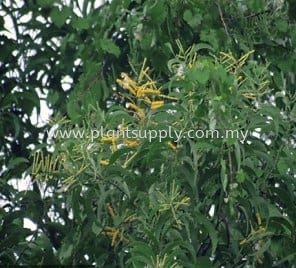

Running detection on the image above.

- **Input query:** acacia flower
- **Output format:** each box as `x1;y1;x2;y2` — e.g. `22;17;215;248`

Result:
127;102;145;119
137;88;161;97
102;226;128;247
167;141;177;152
101;136;117;143
116;72;138;96
241;92;256;100
124;139;140;148
151;101;164;110
239;213;266;246
101;136;117;151
100;159;109;166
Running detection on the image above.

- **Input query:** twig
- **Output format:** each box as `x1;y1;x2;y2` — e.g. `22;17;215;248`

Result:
217;1;230;38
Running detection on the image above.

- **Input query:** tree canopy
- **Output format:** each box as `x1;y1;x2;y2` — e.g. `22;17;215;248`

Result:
1;0;296;266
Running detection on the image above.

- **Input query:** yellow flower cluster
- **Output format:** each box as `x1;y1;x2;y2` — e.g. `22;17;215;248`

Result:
102;203;137;247
240;213;266;246
32;151;61;181
218;50;269;101
116;71;165;118
99;60;178;166
98;122;142;167
240;212;270;264
116;59;177;119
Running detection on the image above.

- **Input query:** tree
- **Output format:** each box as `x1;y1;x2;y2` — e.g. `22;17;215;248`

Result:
1;0;296;266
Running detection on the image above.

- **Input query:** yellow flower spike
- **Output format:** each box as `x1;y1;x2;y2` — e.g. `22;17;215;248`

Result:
116;73;138;96
167;141;177;152
118;121;128;134
257;257;263;265
151;101;164;110
159;94;178;101
137;88;161;97
242;93;257;100
258;226;266;233
112;142;117;152
124;214;138;223
144;96;152;104
101;136;117;152
102;227;117;246
256;212;262;226
138;58;148;82
135;87;144;97
100;159;109;166
220;51;236;63
118;126;126;132
258;81;269;92
219;50;255;74
123;152;138;168
127;102;145;119
124;139;140;148
118;81;137;96
107;203;116;219
119;228;127;243
236;75;244;82
237;50;255;69
240;212;267;247
102;226;128;247
239;238;247;246
111;228;119;247
101;136;117;143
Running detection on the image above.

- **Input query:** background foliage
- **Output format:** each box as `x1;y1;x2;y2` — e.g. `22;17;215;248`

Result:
1;0;296;266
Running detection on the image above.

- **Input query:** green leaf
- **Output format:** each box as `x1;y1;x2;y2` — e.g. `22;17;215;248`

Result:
47;90;60;106
269;217;293;235
37;0;54;7
289;103;296;122
148;1;168;25
196;257;212;267
186;66;210;85
277;157;289;176
234;141;241;171
236;169;245;183
200;29;219;50
220;158;227;193
128;241;155;266
7;157;29;170
192;139;216;150
194;43;214;53
58;243;73;262
91;222;102;236
71;17;90;30
50;7;71;28
247;0;265;11
183;9;202;28
109;176;130;199
109;147;132;165
197;214;218;256
100;38;120;58
196;69;210;85
276;20;288;33
260;105;281;136
66;90;83;123
14;91;40;115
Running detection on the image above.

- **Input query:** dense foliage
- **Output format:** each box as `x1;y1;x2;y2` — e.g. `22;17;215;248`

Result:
1;0;296;266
